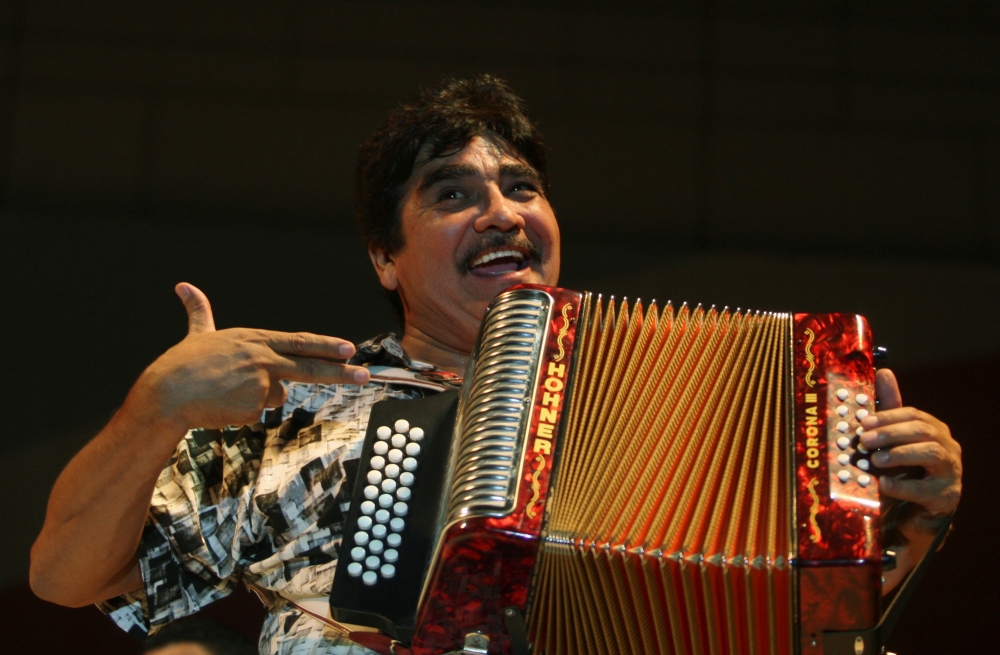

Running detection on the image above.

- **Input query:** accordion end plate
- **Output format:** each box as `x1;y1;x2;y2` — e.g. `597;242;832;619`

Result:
410;285;586;655
794;312;883;653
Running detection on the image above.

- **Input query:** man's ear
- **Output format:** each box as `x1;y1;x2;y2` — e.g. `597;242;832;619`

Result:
368;247;398;291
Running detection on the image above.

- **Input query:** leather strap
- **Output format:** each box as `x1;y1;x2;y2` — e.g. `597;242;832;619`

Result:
367;365;462;392
245;584;412;655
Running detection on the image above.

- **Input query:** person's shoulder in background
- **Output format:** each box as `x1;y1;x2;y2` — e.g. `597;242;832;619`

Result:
141;620;257;655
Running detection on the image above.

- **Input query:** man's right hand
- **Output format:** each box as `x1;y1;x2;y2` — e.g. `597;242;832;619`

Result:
30;282;371;608
130;282;371;434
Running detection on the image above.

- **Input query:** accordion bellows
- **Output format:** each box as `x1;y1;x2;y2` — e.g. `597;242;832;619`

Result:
532;296;793;654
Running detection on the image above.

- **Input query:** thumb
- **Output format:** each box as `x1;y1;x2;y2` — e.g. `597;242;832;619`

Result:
875;368;902;410
175;282;216;334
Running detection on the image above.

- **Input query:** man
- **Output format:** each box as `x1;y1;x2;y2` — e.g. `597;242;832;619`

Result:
30;76;962;654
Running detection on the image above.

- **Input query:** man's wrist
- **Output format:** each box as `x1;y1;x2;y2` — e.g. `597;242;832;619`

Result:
118;379;191;447
912;512;954;550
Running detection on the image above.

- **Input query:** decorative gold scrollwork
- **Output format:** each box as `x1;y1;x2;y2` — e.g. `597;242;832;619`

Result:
807;477;822;543
803;328;817;388
554;303;572;362
525;454;547;519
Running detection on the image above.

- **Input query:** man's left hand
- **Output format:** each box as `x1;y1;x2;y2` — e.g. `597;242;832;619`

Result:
859;369;963;527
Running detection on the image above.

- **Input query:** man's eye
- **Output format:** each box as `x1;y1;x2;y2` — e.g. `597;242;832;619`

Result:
438;189;467;202
510;182;538;195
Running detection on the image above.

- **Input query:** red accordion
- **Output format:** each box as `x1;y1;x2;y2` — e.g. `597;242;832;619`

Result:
331;285;888;655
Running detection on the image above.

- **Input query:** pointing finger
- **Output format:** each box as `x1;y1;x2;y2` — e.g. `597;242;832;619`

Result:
175;282;216;334
270;355;371;386
259;330;358;360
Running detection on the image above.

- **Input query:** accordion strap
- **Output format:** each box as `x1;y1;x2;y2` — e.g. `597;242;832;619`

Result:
244;584;413;655
822;512;955;654
367;365;462;392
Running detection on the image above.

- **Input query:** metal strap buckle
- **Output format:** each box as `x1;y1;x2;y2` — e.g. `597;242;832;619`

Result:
434;632;490;655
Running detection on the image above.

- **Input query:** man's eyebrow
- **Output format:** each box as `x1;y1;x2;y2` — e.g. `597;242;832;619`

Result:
500;162;542;185
415;161;543;195
415;163;480;194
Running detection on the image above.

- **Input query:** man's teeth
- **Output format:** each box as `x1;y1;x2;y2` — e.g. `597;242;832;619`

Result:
470;249;525;268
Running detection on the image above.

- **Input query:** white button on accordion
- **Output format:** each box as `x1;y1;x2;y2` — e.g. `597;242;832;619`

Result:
331;284;896;655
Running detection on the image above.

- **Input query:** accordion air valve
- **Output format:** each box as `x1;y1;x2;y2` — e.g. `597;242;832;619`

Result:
331;285;886;655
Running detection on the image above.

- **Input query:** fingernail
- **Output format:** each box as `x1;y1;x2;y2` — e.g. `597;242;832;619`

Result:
353;368;370;384
861;415;879;429
872;451;889;466
860;430;878;446
339;344;355;357
178;284;191;299
880;476;893;490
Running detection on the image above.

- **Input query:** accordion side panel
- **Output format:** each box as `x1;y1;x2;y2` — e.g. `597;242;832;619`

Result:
792;313;881;652
410;286;584;655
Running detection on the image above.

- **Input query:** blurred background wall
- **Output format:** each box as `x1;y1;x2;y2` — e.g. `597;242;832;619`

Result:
1;1;997;652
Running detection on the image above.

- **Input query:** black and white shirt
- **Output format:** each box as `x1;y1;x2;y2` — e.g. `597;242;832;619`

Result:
100;334;442;654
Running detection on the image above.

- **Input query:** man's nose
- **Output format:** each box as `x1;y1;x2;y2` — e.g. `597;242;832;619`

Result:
473;187;525;232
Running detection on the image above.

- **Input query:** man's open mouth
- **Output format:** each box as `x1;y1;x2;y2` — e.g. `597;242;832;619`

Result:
467;248;528;275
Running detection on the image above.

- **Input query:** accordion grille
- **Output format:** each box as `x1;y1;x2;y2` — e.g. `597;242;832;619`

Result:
446;291;552;521
530;297;794;655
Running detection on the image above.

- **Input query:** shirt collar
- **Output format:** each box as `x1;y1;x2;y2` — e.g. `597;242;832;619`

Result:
348;333;437;372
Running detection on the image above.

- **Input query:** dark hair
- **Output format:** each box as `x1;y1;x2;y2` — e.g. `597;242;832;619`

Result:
140;620;257;655
355;74;548;324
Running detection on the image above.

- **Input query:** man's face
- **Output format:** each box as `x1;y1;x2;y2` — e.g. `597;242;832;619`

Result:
371;135;561;354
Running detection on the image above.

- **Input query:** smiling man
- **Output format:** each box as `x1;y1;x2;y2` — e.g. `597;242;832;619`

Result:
30;76;961;654
369;134;560;370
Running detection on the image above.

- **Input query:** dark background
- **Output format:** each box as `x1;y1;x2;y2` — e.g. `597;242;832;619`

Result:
1;1;997;653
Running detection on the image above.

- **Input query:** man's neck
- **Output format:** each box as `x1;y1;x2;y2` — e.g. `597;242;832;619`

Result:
399;327;471;375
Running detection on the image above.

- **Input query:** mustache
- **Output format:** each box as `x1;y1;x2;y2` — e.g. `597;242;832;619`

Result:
459;233;541;271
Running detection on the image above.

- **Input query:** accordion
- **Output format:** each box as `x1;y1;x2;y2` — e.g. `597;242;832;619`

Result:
330;284;887;655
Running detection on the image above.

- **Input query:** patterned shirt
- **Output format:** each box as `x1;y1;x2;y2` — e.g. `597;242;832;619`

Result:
99;335;443;654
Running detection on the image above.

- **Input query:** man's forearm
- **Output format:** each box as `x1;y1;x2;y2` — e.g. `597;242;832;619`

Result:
29;386;186;607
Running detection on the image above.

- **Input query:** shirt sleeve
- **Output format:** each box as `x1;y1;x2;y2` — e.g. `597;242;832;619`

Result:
98;424;266;636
